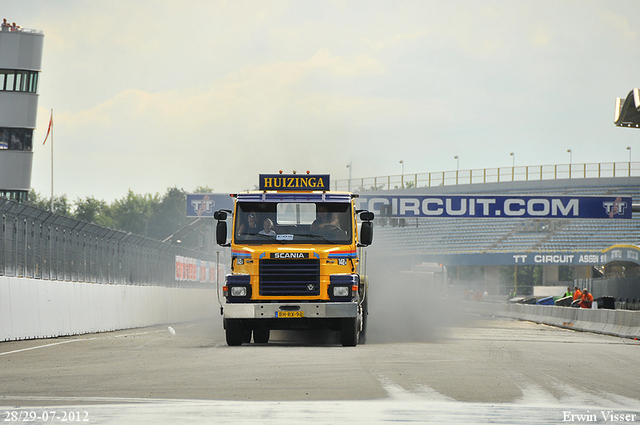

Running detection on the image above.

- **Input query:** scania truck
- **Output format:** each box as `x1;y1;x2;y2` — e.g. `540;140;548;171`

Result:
214;172;374;346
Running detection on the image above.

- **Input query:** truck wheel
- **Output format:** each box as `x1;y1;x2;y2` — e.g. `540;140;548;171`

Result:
225;319;244;346
253;328;270;344
341;317;358;347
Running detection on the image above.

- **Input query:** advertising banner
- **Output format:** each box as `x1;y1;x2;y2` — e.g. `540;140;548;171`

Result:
355;195;632;219
419;252;604;266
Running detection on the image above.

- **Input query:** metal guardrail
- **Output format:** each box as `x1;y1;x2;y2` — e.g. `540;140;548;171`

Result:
0;27;42;34
335;162;640;192
0;197;216;287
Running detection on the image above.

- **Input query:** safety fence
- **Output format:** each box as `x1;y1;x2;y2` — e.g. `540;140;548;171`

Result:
0;197;218;287
335;161;640;192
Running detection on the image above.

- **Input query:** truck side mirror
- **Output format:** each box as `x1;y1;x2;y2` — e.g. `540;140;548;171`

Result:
214;210;231;246
359;221;373;246
359;211;375;221
216;220;228;246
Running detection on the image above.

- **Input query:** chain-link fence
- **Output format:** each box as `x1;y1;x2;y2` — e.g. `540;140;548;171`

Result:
0;197;218;287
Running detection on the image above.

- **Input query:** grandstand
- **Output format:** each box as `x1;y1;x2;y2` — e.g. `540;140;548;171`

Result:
362;175;640;296
368;176;640;255
372;214;640;255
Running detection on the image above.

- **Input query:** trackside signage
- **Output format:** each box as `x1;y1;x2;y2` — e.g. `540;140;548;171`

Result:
356;195;632;219
186;193;234;218
431;252;604;266
175;255;216;282
601;246;640;266
259;174;330;191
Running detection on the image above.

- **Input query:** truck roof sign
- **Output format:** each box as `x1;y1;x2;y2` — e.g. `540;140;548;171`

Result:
237;192;351;203
259;174;330;191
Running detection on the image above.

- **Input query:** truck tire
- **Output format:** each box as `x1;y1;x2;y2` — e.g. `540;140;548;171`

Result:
225;319;244;346
253;328;270;344
341;317;358;347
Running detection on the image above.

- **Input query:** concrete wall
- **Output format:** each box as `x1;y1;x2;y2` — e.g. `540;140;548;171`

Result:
0;276;217;341
473;301;640;339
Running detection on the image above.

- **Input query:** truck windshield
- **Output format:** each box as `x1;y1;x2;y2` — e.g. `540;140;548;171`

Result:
234;202;352;244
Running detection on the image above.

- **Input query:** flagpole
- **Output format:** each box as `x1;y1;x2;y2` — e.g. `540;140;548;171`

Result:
42;109;54;212
50;109;53;212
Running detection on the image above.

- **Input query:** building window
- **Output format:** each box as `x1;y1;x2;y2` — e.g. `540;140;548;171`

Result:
0;128;33;151
0;69;39;93
0;190;28;202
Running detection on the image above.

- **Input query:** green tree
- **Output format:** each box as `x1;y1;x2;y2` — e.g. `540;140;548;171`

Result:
26;186;214;249
26;190;70;216
146;187;189;241
500;265;542;296
74;196;113;228
52;196;71;216
192;185;214;193
27;189;48;209
558;265;574;281
110;190;158;236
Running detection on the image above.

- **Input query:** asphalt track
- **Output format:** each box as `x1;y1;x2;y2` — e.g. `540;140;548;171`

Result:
1;310;640;424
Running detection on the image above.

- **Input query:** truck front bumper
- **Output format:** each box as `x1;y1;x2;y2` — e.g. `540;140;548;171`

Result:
224;302;357;319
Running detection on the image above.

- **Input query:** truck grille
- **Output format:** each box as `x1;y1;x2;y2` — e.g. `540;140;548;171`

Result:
259;259;320;296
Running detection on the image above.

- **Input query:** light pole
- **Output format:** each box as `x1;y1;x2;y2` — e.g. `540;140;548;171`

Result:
628;146;632;163
567;149;572;178
346;162;352;192
454;155;460;184
399;160;404;188
510;152;515;180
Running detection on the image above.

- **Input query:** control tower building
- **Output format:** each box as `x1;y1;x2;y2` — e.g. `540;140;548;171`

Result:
0;25;44;202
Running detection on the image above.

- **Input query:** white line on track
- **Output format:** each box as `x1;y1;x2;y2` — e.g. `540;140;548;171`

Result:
0;329;165;357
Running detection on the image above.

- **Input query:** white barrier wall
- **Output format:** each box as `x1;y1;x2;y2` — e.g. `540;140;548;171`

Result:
472;302;640;339
0;277;217;341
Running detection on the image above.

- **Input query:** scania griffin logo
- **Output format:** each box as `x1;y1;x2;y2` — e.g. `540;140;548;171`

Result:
271;252;309;259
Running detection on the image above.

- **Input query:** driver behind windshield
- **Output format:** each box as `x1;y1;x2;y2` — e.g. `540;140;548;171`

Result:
310;204;341;232
237;212;259;236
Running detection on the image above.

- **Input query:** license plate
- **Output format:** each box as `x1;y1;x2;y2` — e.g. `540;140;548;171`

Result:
276;311;304;318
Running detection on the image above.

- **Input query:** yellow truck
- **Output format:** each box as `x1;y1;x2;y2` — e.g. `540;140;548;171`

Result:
214;173;374;346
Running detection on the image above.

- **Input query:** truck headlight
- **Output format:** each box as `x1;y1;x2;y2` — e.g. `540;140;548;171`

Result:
329;274;360;300
225;274;251;300
332;286;350;297
230;286;247;297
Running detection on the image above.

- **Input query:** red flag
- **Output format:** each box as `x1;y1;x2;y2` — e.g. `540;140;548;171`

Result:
42;110;53;145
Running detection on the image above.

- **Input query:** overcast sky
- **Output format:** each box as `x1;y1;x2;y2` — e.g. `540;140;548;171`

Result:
5;0;640;202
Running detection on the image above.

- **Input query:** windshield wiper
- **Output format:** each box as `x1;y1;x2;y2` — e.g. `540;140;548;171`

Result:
294;233;335;243
244;232;277;239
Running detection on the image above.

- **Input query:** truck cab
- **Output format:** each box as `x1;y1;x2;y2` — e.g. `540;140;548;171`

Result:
214;173;374;346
